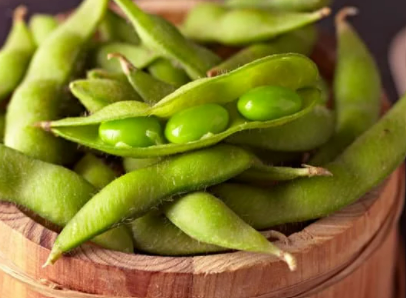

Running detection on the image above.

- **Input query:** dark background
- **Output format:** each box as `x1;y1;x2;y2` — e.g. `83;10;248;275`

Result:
1;0;406;267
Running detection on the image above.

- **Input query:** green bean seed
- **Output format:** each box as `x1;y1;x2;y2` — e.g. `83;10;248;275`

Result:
99;117;164;148
113;0;221;79
95;42;160;72
227;105;335;152
46;144;254;265
182;3;330;45
44;54;320;158
5;0;108;164
148;58;190;87
0;7;36;101
226;0;331;12
99;9;140;44
165;192;296;270
110;53;176;105
213;91;406;230
208;25;317;76
310;8;381;165
70;78;142;113
238;85;303;121
165;104;230;144
74;153;117;189
0;144;133;252
29;14;58;46
130;211;223;256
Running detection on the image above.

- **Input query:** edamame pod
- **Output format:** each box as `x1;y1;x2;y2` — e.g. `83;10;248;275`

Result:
236;164;332;184
43;54;320;158
208;25;317;76
227;105;335;152
182;3;330;45
226;0;331;12
213;91;406;230
29;14;58;46
165;192;296;270
113;0;221;79
95;42;159;72
70;78;142;113
0;7;36;101
111;53;176;105
0;144;133;253
74;153;117;189
5;0;109;164
310;8;381;165
148;58;190;87
131;211;223;255
45;144;254;265
99;9;140;44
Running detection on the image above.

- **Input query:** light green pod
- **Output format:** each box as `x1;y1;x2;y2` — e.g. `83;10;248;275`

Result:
70;78;142;113
5;0;109;164
95;42;160;72
148;58;190;87
165;192;296;270
0;144;133;253
29;14;59;46
113;0;221;79
46;144;254;265
310;8;381;165
227;105;335;152
182;3;330;45
213;91;406;230
226;0;331;11
0;6;36;101
74;153;117;189
208;25;317;76
44;54;320;158
99;9;140;44
112;54;176;105
131;211;222;255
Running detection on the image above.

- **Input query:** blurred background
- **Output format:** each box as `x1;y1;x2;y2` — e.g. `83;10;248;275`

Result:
0;0;406;262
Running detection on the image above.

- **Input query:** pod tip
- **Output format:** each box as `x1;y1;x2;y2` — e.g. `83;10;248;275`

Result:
43;248;62;268
36;121;51;131
281;252;297;271
318;7;332;18
14;6;27;22
302;164;333;177
207;68;219;77
107;53;135;76
336;7;359;24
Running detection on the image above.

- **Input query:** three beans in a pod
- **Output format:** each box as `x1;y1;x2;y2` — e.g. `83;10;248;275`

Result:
98;85;303;146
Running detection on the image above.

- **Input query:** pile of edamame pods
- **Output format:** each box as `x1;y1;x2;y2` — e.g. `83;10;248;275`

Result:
0;0;404;272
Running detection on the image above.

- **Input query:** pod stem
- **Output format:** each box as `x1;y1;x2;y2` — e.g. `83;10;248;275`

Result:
302;164;333;177
335;7;359;26
13;6;27;23
317;7;332;18
280;251;297;272
107;52;137;76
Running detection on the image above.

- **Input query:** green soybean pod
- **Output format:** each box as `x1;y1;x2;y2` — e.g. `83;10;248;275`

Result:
5;0;109;164
148;58;191;87
226;0;331;11
165;103;230;144
0;6;36;101
236;164;332;184
95;42;160;73
113;0;221;79
131;211;223;255
29;14;58;46
182;3;330;45
227;105;335;152
110;53;176;105
165;192;296;270
45;144;254;265
74;153;117;189
70;78;142;113
0;144;133;253
208;25;317;76
310;8;381;165
212;91;406;230
99;9;140;44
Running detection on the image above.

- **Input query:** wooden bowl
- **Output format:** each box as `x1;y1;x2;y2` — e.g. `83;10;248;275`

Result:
0;1;404;298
